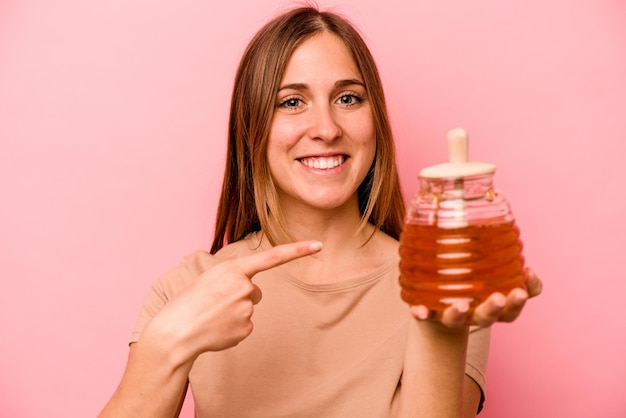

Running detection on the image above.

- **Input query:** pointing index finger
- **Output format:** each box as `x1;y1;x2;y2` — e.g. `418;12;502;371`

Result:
240;240;322;278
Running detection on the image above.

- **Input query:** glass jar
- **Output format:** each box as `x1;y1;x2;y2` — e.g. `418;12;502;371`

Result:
399;129;527;315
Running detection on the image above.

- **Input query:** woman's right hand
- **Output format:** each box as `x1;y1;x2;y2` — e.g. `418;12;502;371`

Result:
141;240;323;359
99;240;322;418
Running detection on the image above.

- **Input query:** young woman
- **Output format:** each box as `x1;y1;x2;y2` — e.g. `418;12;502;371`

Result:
100;6;542;417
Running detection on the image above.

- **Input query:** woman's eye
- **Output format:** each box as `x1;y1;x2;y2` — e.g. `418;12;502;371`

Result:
279;97;303;108
337;94;362;106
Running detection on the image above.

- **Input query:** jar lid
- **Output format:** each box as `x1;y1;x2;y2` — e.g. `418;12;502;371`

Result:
419;128;496;179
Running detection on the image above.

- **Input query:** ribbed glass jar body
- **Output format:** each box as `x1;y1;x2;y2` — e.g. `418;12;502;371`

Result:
399;174;527;314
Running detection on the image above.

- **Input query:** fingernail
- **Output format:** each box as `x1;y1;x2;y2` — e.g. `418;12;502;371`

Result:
415;305;429;320
492;293;506;309
309;241;323;252
513;289;528;303
456;301;469;314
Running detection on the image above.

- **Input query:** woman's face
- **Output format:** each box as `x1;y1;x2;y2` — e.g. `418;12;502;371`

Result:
267;32;376;214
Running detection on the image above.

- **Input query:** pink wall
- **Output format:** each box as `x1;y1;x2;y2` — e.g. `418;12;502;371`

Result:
1;0;624;416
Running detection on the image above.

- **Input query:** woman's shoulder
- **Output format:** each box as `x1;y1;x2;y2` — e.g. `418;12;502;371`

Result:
376;228;400;249
348;228;399;276
150;234;260;293
179;232;261;271
371;228;400;259
212;231;264;259
147;250;214;296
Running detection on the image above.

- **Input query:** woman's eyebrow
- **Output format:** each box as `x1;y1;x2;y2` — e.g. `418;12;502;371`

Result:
277;83;308;92
277;79;365;93
334;79;365;88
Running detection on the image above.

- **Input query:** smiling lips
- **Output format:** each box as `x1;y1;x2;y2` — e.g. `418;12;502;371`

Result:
299;155;346;170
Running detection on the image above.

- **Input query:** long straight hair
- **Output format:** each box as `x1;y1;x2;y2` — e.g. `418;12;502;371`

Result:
211;6;405;254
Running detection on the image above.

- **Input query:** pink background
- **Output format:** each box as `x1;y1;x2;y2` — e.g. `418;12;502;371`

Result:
1;0;625;416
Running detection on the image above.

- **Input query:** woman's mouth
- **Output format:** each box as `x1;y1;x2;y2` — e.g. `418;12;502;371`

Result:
299;155;345;170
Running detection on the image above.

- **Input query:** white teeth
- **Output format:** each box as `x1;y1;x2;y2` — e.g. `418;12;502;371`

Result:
300;155;344;169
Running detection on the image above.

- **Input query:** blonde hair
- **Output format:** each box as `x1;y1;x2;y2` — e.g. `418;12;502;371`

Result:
211;6;404;253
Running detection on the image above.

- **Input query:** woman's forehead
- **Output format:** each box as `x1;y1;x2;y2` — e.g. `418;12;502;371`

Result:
279;32;362;87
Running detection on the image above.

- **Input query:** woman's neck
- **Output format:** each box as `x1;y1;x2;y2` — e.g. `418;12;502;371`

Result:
274;194;367;246
265;199;397;284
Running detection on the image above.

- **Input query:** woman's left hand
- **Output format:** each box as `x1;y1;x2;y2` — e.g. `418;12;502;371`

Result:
410;268;543;329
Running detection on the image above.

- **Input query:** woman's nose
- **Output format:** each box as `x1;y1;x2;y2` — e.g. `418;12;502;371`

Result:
307;104;342;141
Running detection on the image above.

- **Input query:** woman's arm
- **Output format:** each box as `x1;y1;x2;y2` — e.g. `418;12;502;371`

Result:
99;240;323;417
99;342;192;417
398;312;470;418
